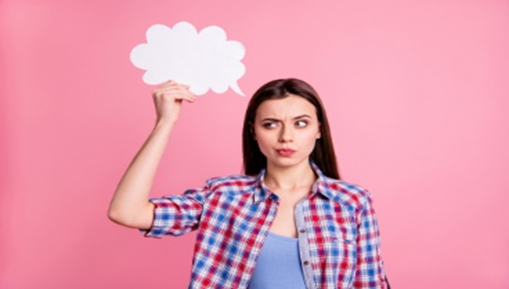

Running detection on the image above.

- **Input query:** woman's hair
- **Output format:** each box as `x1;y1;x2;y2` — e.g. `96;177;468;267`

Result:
242;78;341;180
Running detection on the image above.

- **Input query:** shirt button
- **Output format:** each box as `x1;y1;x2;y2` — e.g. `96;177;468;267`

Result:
303;260;310;265
299;229;306;233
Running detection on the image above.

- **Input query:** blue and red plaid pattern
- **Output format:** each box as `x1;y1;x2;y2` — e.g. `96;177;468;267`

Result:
140;161;388;288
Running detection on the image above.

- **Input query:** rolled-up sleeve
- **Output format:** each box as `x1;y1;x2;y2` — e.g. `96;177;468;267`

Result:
354;191;389;288
139;184;210;238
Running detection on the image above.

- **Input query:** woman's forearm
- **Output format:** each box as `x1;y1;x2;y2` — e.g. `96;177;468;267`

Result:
107;120;175;228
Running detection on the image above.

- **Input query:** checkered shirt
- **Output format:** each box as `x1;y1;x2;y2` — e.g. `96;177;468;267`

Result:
140;161;388;288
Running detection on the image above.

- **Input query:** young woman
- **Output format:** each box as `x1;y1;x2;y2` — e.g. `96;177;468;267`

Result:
108;78;389;288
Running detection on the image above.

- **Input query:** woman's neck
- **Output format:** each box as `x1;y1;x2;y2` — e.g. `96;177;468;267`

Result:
263;159;317;192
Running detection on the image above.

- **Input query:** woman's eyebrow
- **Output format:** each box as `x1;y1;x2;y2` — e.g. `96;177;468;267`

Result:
293;114;311;120
261;114;311;122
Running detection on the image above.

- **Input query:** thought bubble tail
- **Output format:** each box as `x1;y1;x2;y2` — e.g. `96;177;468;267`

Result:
230;82;244;96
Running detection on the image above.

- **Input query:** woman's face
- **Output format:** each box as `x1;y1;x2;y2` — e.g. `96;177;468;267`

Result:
253;94;321;169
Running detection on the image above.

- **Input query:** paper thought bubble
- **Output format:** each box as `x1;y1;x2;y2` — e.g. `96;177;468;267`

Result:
130;22;246;96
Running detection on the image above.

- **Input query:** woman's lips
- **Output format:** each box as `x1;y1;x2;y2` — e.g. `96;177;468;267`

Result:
276;149;295;157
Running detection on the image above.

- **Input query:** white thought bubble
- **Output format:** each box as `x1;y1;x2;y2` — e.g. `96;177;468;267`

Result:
130;22;246;96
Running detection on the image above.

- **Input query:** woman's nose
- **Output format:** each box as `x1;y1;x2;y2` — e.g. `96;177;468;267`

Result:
278;126;294;142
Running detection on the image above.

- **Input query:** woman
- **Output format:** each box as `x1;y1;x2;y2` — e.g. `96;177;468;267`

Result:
108;78;389;288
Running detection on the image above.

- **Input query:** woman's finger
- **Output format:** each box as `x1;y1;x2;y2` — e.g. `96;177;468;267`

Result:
154;86;195;99
159;80;190;90
154;82;193;93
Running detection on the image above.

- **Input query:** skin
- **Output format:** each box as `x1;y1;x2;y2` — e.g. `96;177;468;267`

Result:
108;80;196;229
252;95;321;237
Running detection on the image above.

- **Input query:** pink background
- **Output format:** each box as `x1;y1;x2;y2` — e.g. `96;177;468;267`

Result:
2;0;509;288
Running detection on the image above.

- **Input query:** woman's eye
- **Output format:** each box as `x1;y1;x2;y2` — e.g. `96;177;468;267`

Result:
263;122;277;129
296;120;308;127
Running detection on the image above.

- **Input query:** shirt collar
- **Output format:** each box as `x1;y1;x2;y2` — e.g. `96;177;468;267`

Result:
252;160;332;204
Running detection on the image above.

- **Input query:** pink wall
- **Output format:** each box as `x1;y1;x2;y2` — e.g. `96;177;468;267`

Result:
2;0;509;288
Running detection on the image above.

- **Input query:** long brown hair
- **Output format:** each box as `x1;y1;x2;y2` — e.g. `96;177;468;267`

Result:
242;78;341;180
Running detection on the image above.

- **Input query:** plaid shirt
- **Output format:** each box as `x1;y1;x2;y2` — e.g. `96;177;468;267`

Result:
140;161;388;288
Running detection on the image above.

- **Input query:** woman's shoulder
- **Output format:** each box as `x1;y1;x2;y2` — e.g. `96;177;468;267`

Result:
204;173;258;191
321;176;374;208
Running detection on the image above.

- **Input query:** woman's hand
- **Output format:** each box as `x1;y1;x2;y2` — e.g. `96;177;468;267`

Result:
152;80;196;125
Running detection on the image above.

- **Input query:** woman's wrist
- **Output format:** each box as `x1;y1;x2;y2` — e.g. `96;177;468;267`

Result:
154;119;176;131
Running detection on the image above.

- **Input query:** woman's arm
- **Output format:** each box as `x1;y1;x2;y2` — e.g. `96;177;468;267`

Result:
354;192;389;288
107;81;196;229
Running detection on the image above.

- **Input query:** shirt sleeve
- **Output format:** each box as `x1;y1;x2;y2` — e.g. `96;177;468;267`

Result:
353;191;389;289
138;183;210;238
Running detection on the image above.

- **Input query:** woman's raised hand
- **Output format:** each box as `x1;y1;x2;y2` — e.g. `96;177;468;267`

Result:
107;80;196;228
152;80;197;125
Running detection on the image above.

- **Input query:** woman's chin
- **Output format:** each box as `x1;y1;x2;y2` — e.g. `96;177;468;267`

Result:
267;156;307;168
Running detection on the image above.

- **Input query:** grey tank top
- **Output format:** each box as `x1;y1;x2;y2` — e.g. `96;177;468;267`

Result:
247;231;307;289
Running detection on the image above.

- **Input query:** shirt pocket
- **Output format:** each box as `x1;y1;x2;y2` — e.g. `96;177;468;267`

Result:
316;236;357;288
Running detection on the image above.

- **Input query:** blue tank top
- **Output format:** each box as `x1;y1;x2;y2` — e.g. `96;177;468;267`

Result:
248;231;307;289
